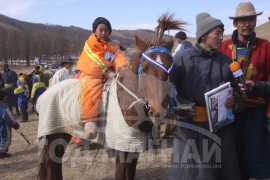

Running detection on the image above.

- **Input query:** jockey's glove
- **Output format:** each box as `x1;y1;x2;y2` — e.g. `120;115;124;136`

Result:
105;70;116;79
13;122;20;130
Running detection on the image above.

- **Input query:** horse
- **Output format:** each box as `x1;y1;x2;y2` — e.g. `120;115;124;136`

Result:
37;13;186;180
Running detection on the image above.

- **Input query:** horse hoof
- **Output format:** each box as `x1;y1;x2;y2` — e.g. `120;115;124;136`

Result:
84;122;97;139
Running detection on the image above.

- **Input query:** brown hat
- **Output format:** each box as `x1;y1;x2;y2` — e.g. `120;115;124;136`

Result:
229;1;263;19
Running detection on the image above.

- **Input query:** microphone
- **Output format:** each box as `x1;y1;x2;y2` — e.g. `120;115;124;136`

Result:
229;62;250;96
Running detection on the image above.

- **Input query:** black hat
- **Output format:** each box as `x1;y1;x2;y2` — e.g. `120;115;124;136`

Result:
92;17;112;34
60;57;74;67
0;90;7;101
175;31;187;40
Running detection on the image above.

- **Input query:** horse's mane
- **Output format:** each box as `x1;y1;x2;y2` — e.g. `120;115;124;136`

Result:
152;12;187;46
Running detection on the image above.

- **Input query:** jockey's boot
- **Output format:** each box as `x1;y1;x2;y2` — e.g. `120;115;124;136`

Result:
16;106;20;115
25;112;28;121
22;111;28;122
84;121;97;139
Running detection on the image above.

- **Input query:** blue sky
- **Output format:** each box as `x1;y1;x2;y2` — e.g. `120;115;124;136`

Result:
0;0;269;37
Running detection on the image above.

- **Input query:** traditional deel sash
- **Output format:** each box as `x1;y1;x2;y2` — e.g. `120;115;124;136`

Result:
84;42;107;72
138;46;173;75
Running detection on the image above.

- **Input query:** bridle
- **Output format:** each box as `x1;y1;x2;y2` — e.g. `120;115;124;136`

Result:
138;46;173;75
116;46;173;114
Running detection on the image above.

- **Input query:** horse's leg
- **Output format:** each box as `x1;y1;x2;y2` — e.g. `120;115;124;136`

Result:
115;151;139;180
38;133;71;180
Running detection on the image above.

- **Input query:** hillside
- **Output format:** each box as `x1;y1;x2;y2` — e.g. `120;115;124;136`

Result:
255;21;270;40
0;14;269;65
0;14;157;65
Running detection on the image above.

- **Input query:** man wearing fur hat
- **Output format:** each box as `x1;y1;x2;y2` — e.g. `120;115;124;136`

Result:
51;57;76;86
220;1;270;179
169;12;242;180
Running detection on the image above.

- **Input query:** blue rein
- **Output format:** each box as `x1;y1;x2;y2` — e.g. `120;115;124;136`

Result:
138;46;173;74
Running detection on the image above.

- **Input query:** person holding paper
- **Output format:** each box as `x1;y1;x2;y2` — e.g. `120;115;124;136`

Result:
169;12;242;180
220;2;270;179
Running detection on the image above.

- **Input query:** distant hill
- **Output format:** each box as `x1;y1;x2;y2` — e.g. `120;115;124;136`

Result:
0;14;156;65
0;13;269;65
255;21;270;40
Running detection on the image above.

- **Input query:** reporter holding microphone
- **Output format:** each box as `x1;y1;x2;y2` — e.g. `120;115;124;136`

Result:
238;80;270;98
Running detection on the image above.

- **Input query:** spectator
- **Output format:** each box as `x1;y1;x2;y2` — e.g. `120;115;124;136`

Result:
51;57;76;86
0;90;20;158
169;12;242;180
172;31;192;56
1;64;20;115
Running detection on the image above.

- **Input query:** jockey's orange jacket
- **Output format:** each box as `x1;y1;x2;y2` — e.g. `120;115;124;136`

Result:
77;33;127;122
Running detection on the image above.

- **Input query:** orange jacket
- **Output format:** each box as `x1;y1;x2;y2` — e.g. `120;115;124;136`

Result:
77;33;127;121
77;33;111;76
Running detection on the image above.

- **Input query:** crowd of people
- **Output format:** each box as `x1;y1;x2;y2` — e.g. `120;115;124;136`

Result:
0;57;78;158
1;1;270;180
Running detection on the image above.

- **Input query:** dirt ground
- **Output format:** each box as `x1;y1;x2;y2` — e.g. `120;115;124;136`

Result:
0;66;174;180
0;108;173;180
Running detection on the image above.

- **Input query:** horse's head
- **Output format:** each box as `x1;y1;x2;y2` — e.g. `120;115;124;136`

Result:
133;35;173;124
117;13;186;131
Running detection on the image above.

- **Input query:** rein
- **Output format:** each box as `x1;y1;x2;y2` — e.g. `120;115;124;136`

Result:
115;73;148;110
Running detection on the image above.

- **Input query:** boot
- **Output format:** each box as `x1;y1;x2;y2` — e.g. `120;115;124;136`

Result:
16;106;20;115
21;111;28;122
84;121;97;139
25;111;28;121
9;105;13;114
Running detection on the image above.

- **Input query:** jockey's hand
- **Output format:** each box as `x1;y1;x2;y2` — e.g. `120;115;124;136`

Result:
13;122;20;130
105;70;116;79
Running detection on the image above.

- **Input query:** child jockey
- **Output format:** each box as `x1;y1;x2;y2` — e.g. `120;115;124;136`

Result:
14;76;29;122
76;17;127;139
31;74;46;113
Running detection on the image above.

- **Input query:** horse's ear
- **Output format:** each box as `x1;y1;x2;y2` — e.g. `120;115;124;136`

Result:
135;35;148;53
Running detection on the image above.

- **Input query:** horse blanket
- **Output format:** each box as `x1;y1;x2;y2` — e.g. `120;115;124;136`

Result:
37;78;147;152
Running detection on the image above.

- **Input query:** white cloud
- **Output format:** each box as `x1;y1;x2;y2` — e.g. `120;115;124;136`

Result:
0;0;37;16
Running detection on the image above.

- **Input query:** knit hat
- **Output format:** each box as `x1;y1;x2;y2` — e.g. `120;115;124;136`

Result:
0;90;7;101
175;31;187;40
229;1;262;19
196;12;224;41
92;17;112;34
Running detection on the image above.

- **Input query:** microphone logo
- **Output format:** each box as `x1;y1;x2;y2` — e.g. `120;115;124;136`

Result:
232;69;243;78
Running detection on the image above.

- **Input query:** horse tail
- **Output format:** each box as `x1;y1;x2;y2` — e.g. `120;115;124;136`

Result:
153;11;187;46
37;133;72;180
